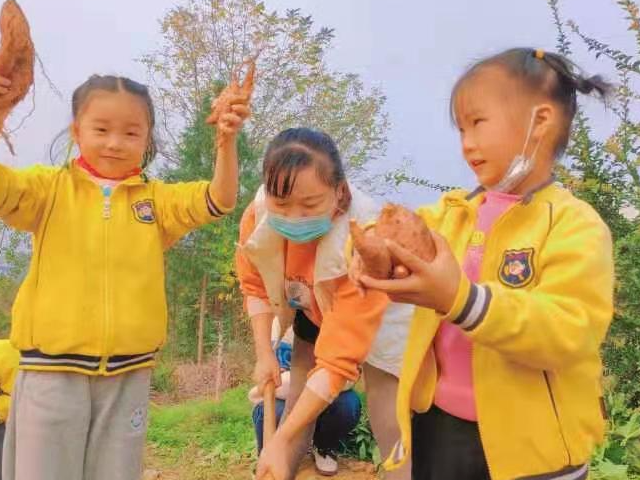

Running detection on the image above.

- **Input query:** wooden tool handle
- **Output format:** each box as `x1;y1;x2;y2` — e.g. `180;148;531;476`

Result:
263;380;277;443
262;380;277;480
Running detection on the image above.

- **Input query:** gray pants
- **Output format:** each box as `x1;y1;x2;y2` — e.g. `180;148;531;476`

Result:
2;368;151;480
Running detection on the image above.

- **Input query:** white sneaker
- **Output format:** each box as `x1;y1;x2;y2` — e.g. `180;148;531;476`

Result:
313;449;338;476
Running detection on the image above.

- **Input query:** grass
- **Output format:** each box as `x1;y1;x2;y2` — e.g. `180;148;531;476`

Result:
147;384;256;468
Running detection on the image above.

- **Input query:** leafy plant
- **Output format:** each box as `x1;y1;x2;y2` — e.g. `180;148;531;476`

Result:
339;393;381;465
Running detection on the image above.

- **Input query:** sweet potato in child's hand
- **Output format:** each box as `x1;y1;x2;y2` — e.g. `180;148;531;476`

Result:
0;0;35;155
349;220;393;279
376;204;436;262
206;59;255;147
351;204;436;280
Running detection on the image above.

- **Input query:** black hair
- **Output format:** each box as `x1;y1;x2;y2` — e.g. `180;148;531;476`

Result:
49;75;157;168
263;127;350;208
450;47;613;157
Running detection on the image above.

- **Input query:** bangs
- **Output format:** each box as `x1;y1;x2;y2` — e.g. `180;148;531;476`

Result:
264;146;313;199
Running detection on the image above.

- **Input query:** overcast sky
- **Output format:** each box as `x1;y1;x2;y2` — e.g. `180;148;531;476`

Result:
3;1;635;206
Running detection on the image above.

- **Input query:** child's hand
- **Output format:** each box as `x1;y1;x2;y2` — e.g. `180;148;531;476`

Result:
0;76;11;95
359;232;462;313
349;248;410;297
212;94;251;143
207;60;255;147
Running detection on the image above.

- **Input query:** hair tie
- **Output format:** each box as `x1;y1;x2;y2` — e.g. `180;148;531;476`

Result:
534;49;545;60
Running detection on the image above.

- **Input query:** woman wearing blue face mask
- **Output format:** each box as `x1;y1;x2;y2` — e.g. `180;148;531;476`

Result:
236;128;414;480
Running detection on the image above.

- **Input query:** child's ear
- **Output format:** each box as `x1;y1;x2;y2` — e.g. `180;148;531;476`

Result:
70;122;79;144
532;103;555;140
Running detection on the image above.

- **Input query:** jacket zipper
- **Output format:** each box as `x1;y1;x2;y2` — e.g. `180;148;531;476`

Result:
544;371;572;465
471;201;521;480
99;185;113;374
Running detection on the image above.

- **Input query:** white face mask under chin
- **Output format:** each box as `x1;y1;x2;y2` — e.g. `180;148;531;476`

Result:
491;108;542;193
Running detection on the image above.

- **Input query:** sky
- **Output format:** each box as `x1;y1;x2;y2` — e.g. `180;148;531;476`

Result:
3;0;635;206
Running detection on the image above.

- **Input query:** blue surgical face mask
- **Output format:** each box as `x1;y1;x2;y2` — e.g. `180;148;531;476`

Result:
267;211;334;243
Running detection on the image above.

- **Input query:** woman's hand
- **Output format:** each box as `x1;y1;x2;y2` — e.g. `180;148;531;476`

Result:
253;350;282;393
359;232;462;313
256;433;291;480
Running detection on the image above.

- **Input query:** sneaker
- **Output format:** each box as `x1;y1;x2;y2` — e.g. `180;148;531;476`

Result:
313;449;338;476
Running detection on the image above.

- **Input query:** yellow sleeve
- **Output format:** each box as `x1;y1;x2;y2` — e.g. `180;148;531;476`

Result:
0;340;20;422
153;180;234;249
0;163;59;232
415;193;450;230
443;206;614;370
0;395;10;423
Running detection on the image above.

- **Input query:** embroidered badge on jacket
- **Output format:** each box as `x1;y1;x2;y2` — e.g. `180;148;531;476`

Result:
499;248;534;288
132;199;156;224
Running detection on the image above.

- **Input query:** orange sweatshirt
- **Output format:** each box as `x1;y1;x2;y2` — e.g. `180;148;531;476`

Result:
236;202;389;399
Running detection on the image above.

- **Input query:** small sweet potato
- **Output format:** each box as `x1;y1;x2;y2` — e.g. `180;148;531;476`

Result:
0;0;35;154
206;59;255;147
351;203;435;279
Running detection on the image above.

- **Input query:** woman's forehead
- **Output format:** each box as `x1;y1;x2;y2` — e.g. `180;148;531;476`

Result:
272;165;334;200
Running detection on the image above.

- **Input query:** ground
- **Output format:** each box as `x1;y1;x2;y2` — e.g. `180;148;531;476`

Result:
144;449;376;480
143;361;378;480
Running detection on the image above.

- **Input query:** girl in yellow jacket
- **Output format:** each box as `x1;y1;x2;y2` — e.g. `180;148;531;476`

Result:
0;73;249;480
0;339;19;480
353;48;615;480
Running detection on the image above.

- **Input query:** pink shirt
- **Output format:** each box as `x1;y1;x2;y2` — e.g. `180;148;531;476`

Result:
434;190;520;421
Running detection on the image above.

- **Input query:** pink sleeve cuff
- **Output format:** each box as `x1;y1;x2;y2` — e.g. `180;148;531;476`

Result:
306;368;341;403
247;296;272;317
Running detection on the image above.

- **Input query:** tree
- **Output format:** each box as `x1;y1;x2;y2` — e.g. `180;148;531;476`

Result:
547;1;640;475
161;95;260;362
141;0;389;182
547;0;640;238
0;222;29;336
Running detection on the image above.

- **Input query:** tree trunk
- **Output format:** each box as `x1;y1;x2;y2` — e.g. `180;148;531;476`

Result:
197;273;208;365
214;297;224;401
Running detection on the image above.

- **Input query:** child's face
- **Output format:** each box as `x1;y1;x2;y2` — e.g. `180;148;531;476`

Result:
72;90;150;177
453;67;542;189
265;164;341;219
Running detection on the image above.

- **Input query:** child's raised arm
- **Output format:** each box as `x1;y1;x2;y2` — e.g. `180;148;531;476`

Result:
154;69;253;247
0;75;58;232
206;62;254;213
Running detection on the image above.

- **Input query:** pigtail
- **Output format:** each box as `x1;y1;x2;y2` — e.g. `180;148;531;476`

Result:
536;50;613;102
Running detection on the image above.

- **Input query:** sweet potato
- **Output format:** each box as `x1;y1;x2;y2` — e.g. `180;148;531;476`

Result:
376;204;436;262
206;59;255;147
351;203;436;279
0;0;34;155
350;220;393;279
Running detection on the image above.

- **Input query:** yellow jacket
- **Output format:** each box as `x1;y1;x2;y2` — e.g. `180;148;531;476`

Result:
0;339;20;422
0;161;230;376
385;183;614;480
